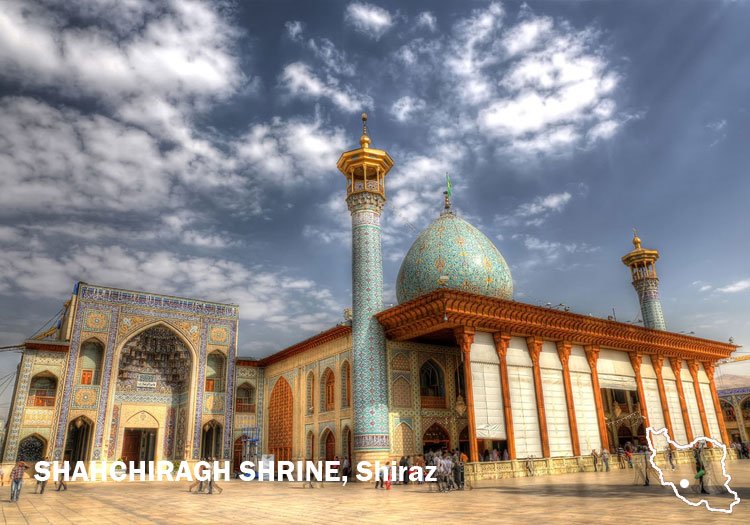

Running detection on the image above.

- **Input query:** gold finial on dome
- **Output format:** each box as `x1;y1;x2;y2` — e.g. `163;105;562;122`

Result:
632;228;642;250
360;112;371;148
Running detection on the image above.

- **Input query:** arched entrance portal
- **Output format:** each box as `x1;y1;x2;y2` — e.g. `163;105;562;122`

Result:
201;420;222;459
423;423;450;453
268;378;293;461
114;325;194;462
64;416;93;464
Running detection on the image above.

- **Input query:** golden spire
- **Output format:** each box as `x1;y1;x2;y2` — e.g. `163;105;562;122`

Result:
359;112;371;148
632;228;642;250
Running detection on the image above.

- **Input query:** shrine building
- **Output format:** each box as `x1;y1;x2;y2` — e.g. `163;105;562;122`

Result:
1;116;737;478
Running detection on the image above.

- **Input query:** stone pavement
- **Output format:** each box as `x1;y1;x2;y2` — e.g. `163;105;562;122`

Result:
1;461;749;524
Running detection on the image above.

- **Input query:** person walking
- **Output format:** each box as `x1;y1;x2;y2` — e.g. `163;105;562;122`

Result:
55;467;67;492
34;458;49;494
10;461;28;502
602;448;610;472
666;447;676;471
694;445;709;495
188;460;207;492
591;449;600;472
207;458;224;495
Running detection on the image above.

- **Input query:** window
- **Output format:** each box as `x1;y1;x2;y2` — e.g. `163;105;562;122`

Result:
79;340;103;385
341;361;351;408
206;352;225;393
27;374;57;407
236;384;256;413
80;370;94;385
420;360;446;409
321;368;335;412
306;372;314;414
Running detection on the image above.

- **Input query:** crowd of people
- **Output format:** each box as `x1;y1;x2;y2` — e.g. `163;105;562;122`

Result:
373;449;467;492
730;441;750;459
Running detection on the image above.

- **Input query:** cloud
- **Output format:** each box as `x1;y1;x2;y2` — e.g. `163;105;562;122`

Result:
517;192;572;216
285;21;355;76
717;279;750;293
0;243;340;326
280;62;371;112
706;118;728;147
345;2;394;39
496;191;573;228
235;115;348;186
391;96;427;122
415;12;437;31
438;3;623;159
514;234;598;269
285;20;304;41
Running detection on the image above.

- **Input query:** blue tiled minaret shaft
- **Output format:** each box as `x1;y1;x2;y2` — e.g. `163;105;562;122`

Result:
336;114;394;457
622;231;667;330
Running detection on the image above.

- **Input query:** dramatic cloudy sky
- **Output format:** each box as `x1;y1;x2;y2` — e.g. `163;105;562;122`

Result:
1;0;749;413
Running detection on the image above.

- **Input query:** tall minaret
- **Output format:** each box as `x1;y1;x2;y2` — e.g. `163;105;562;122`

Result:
621;230;667;330
337;114;394;462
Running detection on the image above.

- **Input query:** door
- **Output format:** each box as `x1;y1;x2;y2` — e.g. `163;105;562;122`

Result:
325;431;335;461
121;429;141;464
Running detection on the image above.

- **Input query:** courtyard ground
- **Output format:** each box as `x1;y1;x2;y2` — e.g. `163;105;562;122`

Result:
1;461;749;524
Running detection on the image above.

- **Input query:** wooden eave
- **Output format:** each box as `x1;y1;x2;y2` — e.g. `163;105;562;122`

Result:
375;289;737;361
24;340;70;352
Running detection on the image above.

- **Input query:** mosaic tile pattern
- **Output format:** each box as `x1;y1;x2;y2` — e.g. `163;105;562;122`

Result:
349;194;390;451
396;211;513;304
106;404;120;460
634;278;667;330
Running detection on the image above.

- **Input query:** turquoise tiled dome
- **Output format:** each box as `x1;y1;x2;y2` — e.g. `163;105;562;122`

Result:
396;212;513;304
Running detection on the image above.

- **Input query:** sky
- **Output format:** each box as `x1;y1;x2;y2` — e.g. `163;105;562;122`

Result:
0;0;749;415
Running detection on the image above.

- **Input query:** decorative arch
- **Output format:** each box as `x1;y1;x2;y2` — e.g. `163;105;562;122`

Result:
100;321;198;462
391;422;415;457
342;426;352;460
340;361;351;408
720;399;736;421
741;395;750;413
18;434;47;462
306;371;314;415
64;415;94;464
201;420;222;459
236;382;256;413
268;377;293;461
391;352;410;371
422;422;449;452
392;376;412;408
206;351;226;392
28;372;57;407
419;359;445;408
321;367;335;412
78;339;104;385
320;428;336;461
125;410;160;429
306;430;315;460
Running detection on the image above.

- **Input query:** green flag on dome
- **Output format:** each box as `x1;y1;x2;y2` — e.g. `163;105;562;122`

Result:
445;173;452;198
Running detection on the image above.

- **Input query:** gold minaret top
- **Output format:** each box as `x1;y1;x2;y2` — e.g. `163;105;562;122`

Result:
337;113;394;199
621;228;660;281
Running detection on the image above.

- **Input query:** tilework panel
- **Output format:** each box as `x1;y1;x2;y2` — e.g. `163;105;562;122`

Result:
396;212;513;304
72;386;100;410
350;199;389;451
107;404;121;460
83;309;111;333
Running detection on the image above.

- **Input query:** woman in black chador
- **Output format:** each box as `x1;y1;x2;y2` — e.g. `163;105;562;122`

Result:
693;443;709;495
